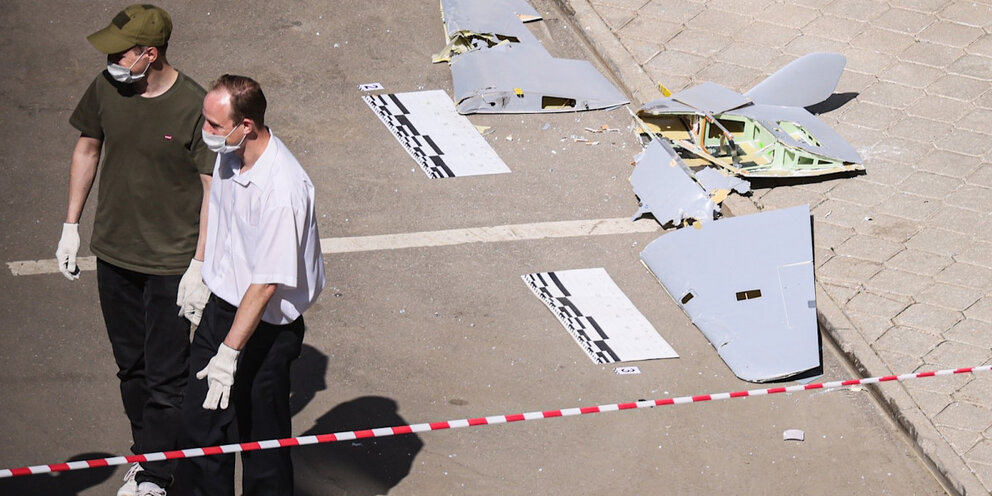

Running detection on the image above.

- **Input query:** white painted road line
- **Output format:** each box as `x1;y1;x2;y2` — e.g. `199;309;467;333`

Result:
7;218;659;276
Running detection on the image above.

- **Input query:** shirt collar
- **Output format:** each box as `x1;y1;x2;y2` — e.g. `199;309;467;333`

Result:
231;130;277;187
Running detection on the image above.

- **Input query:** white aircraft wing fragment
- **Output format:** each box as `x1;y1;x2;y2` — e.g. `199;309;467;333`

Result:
640;204;819;382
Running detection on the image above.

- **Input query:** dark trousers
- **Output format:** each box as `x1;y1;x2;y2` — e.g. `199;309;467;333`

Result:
96;258;190;487
176;295;303;496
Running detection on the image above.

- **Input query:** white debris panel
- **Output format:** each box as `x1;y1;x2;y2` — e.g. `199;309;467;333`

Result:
640;205;819;382
522;268;678;364
363;90;510;178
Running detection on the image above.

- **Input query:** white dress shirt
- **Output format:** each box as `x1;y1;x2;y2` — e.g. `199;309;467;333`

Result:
202;131;325;324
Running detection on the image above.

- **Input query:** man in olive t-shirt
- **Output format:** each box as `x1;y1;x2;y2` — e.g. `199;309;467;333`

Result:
53;5;215;495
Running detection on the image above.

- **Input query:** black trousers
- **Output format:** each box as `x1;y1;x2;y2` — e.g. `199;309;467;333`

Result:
96;259;190;487
176;295;303;496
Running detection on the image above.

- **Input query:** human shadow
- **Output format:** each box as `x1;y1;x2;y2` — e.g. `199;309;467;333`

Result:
0;452;116;496
291;343;329;417
293;396;424;496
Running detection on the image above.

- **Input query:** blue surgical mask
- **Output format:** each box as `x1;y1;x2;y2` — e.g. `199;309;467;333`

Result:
107;50;149;84
202;123;247;154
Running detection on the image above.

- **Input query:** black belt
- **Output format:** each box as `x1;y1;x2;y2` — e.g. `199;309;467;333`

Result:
209;294;238;312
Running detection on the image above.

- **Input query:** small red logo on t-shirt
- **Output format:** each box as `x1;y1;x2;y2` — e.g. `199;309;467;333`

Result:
164;135;173;140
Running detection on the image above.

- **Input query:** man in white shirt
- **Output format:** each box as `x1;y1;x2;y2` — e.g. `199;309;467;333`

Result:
177;74;325;495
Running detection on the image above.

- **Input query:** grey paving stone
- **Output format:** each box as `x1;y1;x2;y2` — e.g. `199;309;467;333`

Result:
936;425;983;454
972;462;992;494
636;0;704;23
874;192;943;221
936;263;992;291
945;318;992;347
976;89;992;110
886;248;953;276
926;205;987;235
813;198;874;228
948;53;992;81
890;0;954;13
906;227;971;254
917;283;982;311
802;15;867;43
813;220;856;248
819;255;884;285
928;74;992;101
935;402;992;431
850;27;917;55
617;16;683;44
876;348;926;373
969;164;992;187
965;439;992;467
835;70;877;94
731;21;801;49
879;60;946;88
857;157;914;186
823;0;890;22
665;28;733;58
844;309;895;342
938;1;992;29
852;214;921;245
714;44;783;72
624;38;663;65
695;60;760;91
898;171;963;199
709;0;775;13
899;41;965;69
847;290;913;316
844;47;898;75
640;48;708;78
592;5;636;31
839;101;907;131
954;376;992;406
916;149;981;180
964;296;992;323
821;178;892;207
592;0;651;11
756;184;827;210
957;108;992;135
873;7;937;34
966;34;992;58
944;184;992;212
893;302;963;334
820;281;860;306
684;7;753;32
755;2;819;28
924;341;991;369
917;20;985;48
814;246;835;268
836;234;905;263
861;82;928;112
903;386;953;416
954;241;992;266
783;35;848;57
866;268;933;298
875;325;943;356
905;94;976;123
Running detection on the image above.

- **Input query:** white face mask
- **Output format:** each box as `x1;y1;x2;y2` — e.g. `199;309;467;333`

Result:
107;49;149;84
202;123;247;154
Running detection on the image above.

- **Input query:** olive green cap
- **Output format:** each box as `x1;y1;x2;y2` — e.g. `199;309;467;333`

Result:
87;4;172;54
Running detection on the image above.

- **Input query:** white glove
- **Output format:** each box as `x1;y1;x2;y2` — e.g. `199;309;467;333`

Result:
55;223;80;281
177;259;210;326
196;343;240;410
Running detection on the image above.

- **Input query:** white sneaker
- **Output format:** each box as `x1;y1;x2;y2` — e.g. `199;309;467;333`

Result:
117;463;143;496
136;481;167;496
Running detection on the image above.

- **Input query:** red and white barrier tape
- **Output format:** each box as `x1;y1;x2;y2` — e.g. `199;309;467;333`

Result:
2;364;989;478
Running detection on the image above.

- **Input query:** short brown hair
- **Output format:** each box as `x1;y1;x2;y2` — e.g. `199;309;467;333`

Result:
211;74;266;128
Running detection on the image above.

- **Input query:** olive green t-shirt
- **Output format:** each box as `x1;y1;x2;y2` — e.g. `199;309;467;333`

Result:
70;71;216;275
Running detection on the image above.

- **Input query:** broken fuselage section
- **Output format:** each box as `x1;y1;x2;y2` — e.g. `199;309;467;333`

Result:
638;53;864;178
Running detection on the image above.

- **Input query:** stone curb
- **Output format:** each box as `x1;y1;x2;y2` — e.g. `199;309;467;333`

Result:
553;0;984;494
